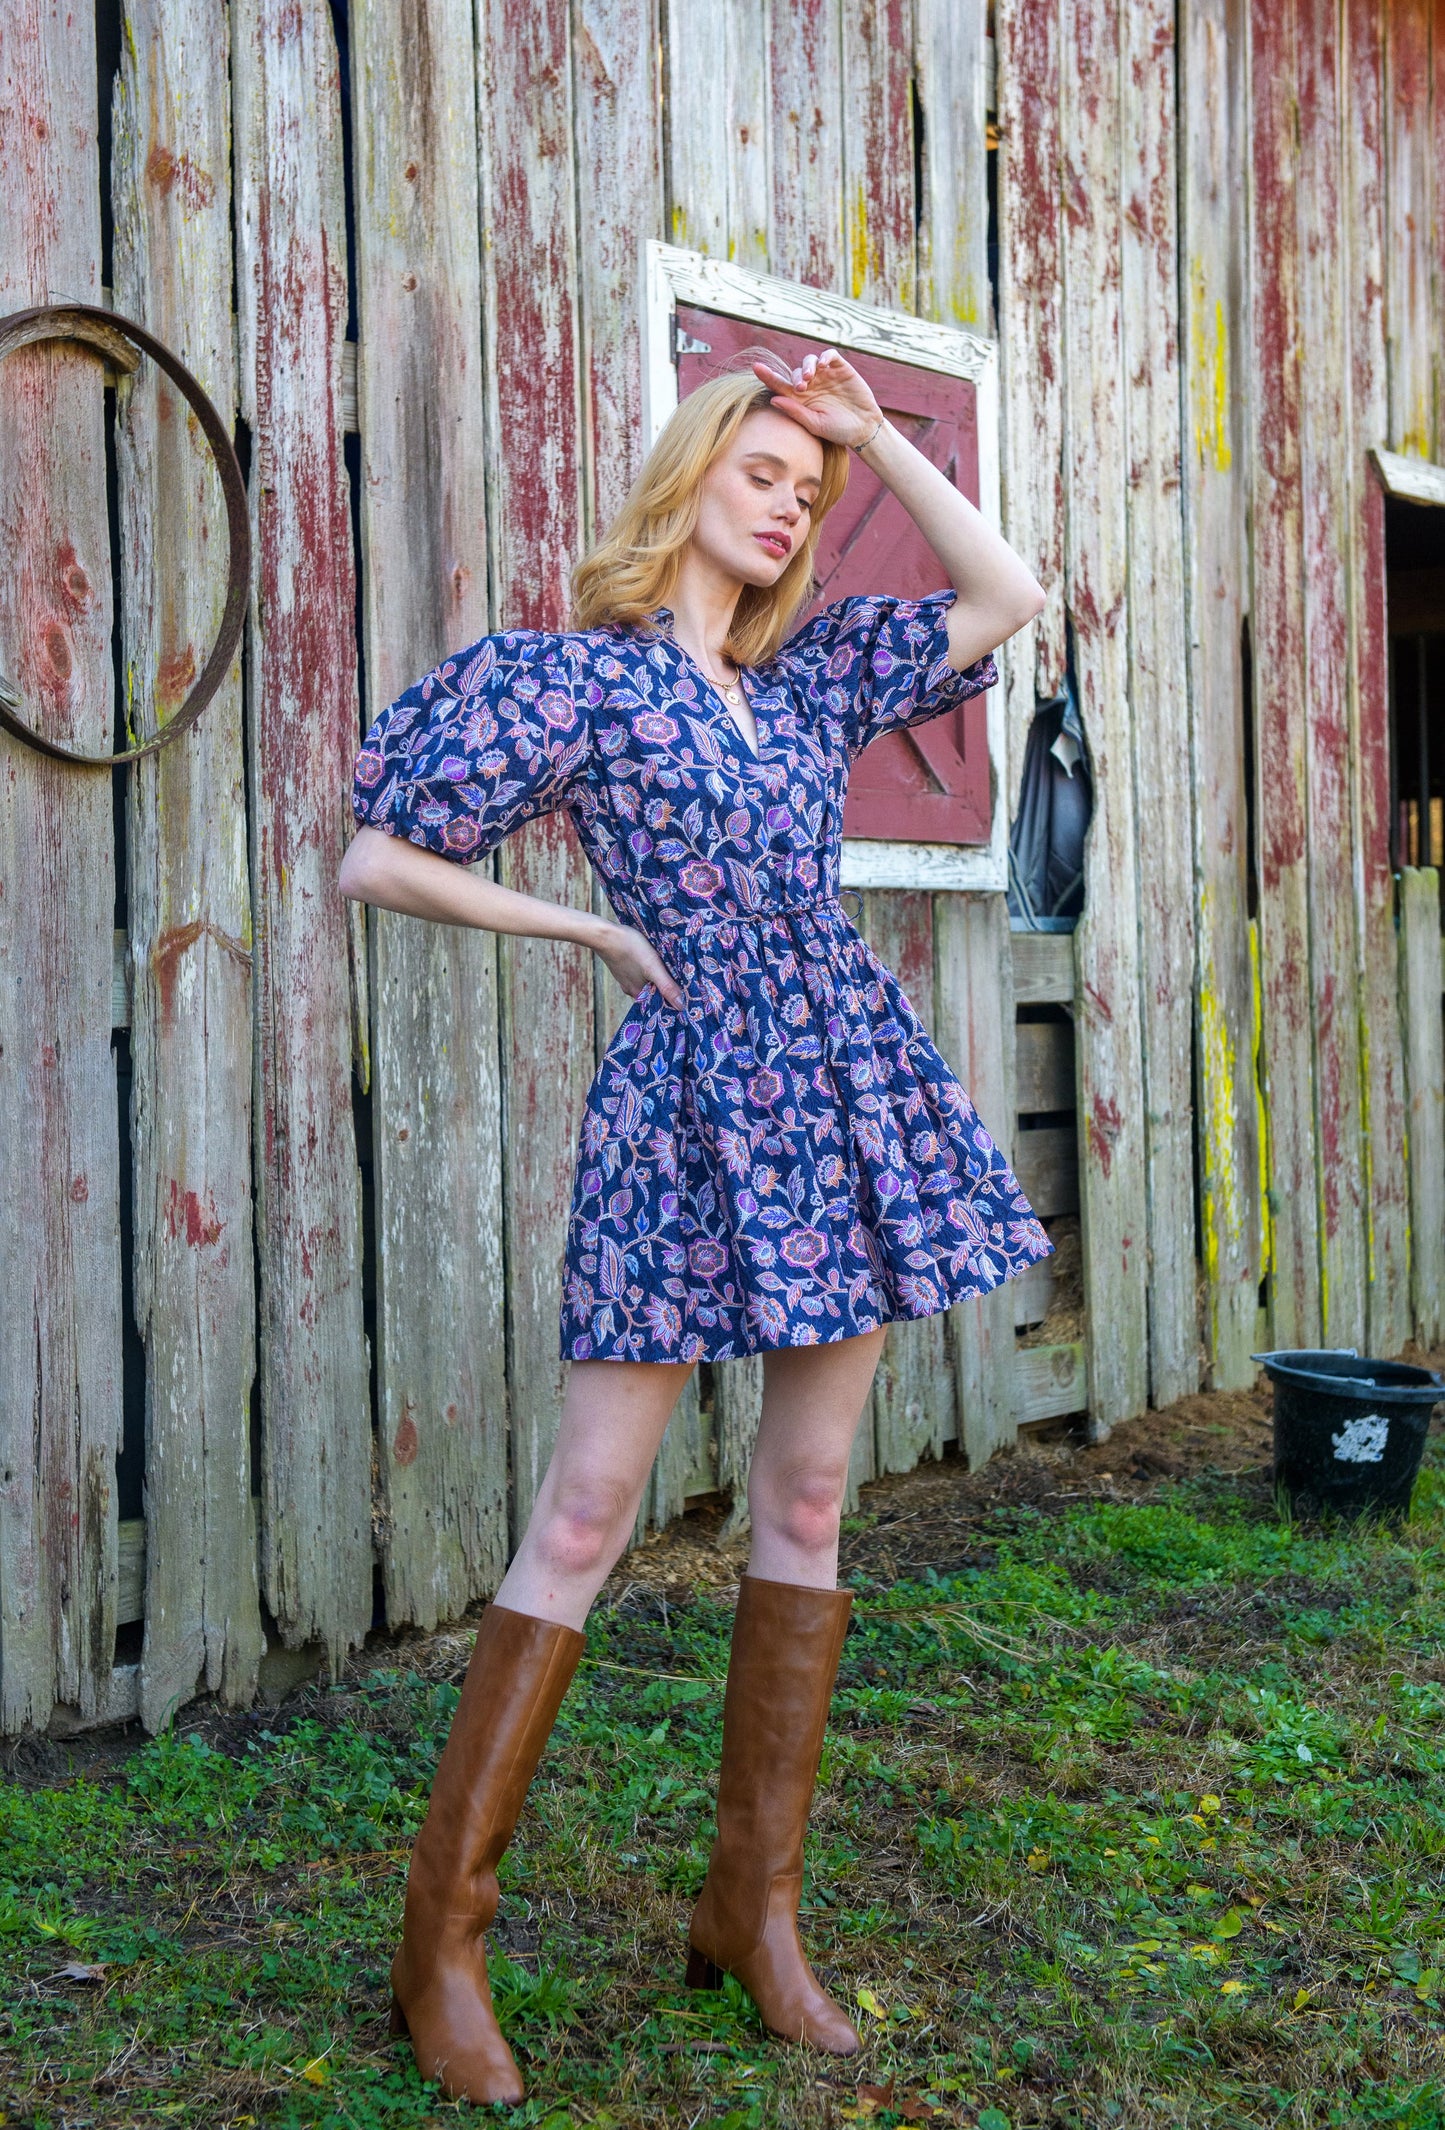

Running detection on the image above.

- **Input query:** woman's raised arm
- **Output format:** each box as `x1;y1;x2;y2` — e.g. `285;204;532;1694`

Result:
756;349;1045;671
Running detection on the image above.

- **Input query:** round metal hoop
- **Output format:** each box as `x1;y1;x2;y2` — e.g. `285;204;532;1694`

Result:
0;301;251;768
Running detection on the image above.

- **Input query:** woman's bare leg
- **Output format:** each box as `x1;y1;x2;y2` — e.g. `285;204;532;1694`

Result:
493;1358;694;1628
744;1328;887;1588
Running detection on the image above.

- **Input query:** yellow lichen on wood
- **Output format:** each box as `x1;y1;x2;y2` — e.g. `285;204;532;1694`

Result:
1189;258;1231;471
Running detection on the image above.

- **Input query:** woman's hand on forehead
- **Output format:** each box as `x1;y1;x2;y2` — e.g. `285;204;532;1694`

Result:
752;349;882;453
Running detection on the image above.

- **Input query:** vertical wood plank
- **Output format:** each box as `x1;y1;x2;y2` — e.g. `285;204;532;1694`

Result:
663;0;769;272
935;894;1018;1466
866;892;951;1475
1399;868;1445;1345
114;0;263;1727
769;0;845;289
352;0;509;1628
1297;0;1367;1346
477;0;595;1539
1248;0;1321;1348
0;0;123;1731
1345;0;1411;1356
915;0;990;333
232;0;373;1667
1121;0;1199;1406
1062;0;1149;1434
995;0;1067;820
1179;0;1261;1388
574;0;704;1541
714;1354;763;1526
917;0;1013;1458
839;0;914;310
1384;0;1434;457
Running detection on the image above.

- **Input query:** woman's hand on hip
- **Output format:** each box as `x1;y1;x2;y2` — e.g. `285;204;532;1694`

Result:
594;922;685;1010
753;348;881;450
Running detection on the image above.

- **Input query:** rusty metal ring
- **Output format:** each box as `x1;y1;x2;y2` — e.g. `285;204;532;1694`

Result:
0;301;250;768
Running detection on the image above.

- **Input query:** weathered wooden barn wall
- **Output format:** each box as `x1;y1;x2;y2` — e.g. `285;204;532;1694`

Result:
0;0;1442;1736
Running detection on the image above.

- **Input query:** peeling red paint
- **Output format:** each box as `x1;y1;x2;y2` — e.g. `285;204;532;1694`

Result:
165;1179;224;1248
145;141;216;210
393;1410;420;1467
152;919;251;1025
69;1174;88;1203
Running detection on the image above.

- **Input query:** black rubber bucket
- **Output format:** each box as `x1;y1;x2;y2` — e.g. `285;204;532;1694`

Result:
1253;1349;1444;1520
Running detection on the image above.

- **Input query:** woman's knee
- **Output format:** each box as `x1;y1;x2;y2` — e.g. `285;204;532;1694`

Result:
532;1472;636;1580
751;1462;847;1556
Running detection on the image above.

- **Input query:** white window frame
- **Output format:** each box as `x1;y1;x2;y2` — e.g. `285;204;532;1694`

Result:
641;239;1007;893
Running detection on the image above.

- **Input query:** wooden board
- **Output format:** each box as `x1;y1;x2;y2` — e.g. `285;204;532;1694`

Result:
915;0;990;333
0;0;123;1732
935;893;1018;1467
1015;1019;1075;1113
1061;0;1149;1435
768;0;845;288
1121;0;1200;1409
1179;0;1261;1389
232;0;373;1667
113;0;263;1729
1010;929;1075;1006
1384;0;1435;457
840;0;914;309
1346;0;1411;1357
352;0;509;1630
476;0;595;1540
1013;1124;1078;1220
1399;869;1445;1346
866;893;951;1476
1248;0;1320;1349
995;0;1067;817
1014;1341;1088;1425
1297;0;1367;1347
663;0;768;272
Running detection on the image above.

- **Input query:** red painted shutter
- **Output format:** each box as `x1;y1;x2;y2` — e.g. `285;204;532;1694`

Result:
675;304;991;845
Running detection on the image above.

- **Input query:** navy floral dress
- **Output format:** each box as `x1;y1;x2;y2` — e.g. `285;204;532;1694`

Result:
352;590;1053;1364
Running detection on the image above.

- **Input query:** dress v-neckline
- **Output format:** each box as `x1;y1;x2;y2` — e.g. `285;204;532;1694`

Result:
650;608;764;763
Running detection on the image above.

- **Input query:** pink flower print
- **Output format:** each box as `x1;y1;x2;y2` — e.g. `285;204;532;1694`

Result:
634;710;679;744
873;1170;902;1202
680;859;724;900
747;1068;785;1107
441;817;482;852
644;1297;682;1344
355;748;384;786
779;1227;828;1269
751;1294;790;1341
688;1238;730;1279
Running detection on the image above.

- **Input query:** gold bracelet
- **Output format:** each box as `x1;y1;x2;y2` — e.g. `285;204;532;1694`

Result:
854;415;886;454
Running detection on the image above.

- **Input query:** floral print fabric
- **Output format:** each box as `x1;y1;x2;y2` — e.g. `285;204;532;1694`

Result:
353;590;1054;1362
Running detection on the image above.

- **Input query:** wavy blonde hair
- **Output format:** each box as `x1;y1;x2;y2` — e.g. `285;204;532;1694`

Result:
569;358;851;665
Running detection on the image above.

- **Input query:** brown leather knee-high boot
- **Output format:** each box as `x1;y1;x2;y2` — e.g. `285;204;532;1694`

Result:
685;1573;860;2054
388;1602;585;2105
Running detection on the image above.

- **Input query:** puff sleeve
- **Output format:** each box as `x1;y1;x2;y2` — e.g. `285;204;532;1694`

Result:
779;589;996;757
351;629;591;862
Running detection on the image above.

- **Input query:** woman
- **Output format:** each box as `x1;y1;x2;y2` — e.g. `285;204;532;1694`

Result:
341;346;1051;2105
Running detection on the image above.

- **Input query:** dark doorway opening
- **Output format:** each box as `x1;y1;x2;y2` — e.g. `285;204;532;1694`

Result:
1386;497;1445;889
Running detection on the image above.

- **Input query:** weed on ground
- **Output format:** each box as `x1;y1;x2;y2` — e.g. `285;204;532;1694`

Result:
2;1387;1443;2128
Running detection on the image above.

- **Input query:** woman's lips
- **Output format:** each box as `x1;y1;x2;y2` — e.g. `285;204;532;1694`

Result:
754;532;791;557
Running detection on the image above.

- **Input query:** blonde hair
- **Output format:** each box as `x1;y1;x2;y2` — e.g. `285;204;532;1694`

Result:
569;359;851;665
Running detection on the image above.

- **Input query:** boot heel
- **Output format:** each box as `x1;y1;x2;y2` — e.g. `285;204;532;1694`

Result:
686;1945;724;1991
388;1994;409;2038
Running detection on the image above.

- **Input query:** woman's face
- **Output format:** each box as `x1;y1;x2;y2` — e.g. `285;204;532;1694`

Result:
690;407;826;589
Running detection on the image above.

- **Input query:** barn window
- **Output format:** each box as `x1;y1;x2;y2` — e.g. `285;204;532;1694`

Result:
643;242;1006;893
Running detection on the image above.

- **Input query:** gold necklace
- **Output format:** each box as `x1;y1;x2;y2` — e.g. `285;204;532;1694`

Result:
699;650;744;707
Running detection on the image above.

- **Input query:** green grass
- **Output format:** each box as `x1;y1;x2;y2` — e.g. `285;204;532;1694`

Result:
3;1444;1444;2128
